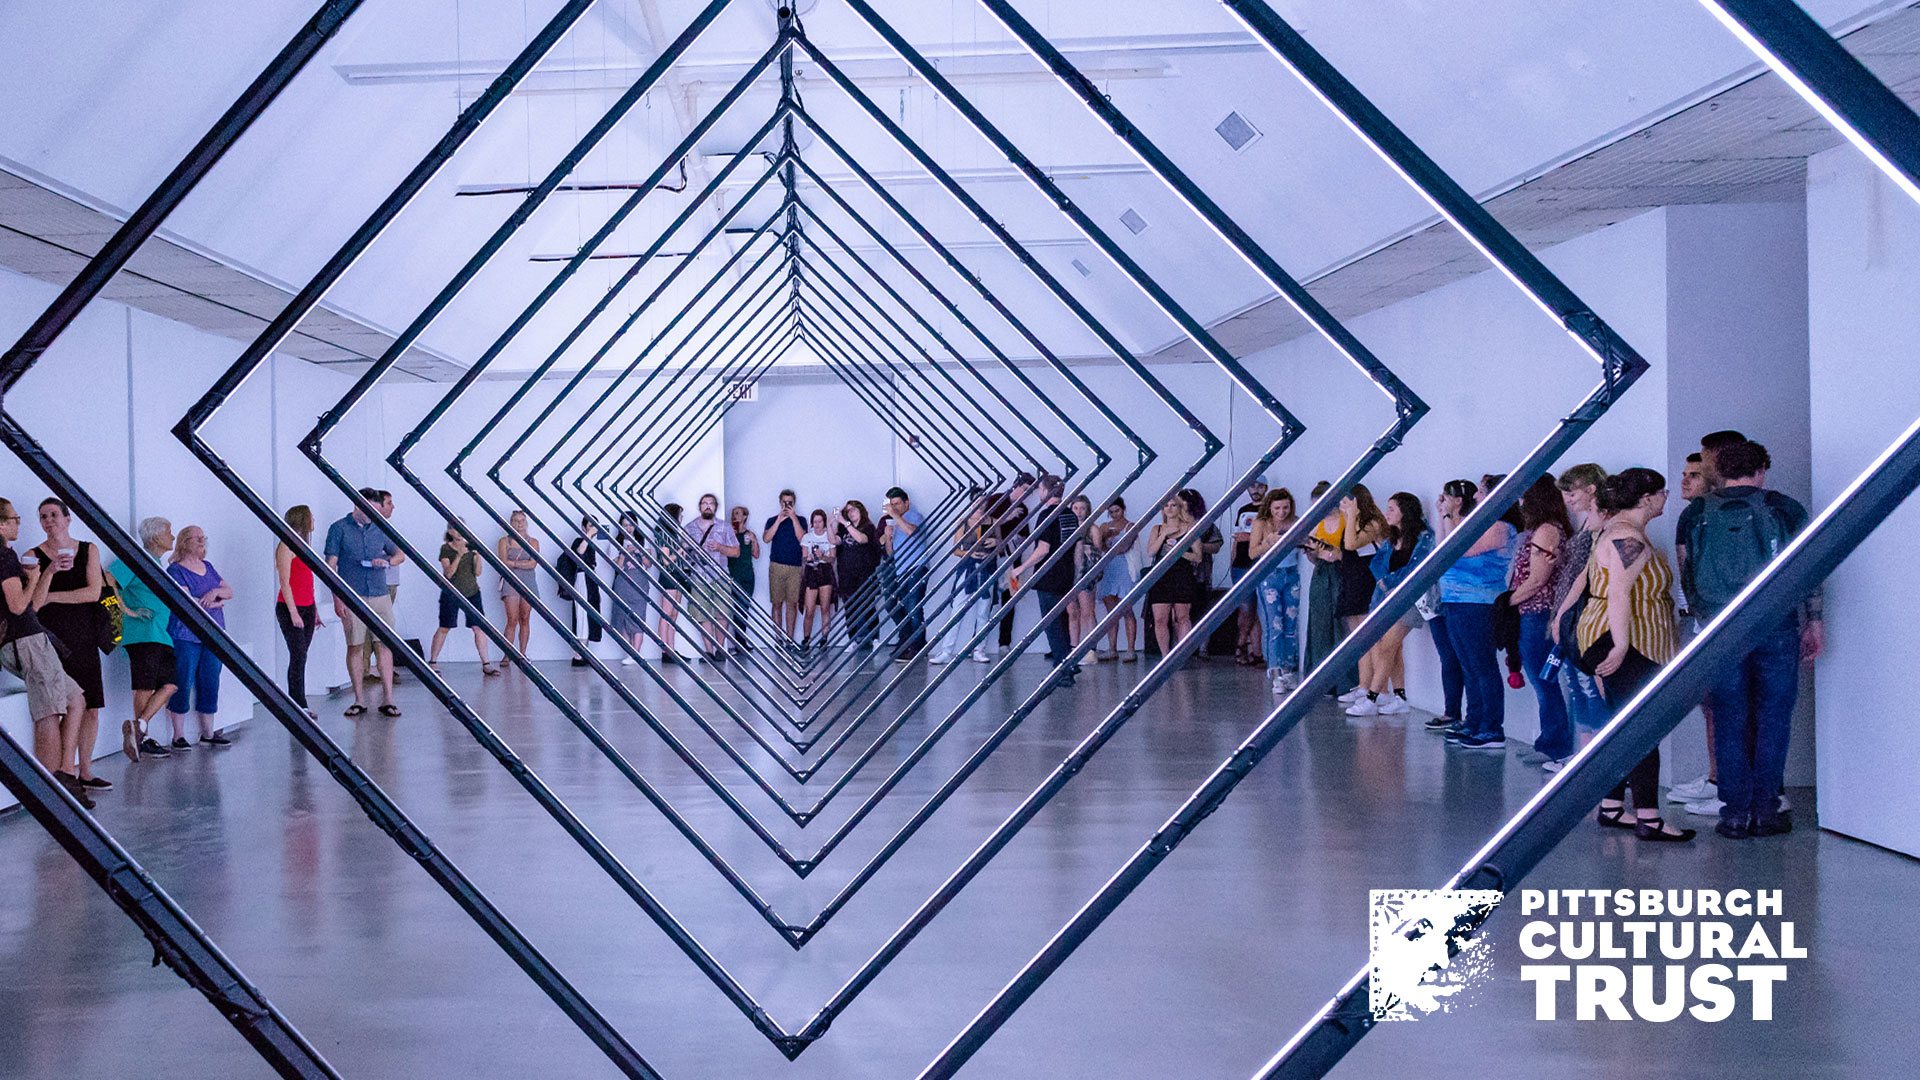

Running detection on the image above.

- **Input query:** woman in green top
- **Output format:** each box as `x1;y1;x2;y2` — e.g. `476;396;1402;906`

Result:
108;516;180;762
432;525;498;675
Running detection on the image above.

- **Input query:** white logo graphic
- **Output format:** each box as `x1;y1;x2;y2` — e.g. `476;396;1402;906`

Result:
1369;889;1503;1020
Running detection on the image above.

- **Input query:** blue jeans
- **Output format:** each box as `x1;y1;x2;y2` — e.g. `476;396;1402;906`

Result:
933;562;994;661
887;565;929;655
169;638;222;715
1519;610;1570;758
1427;612;1466;721
1443;603;1503;738
1256;563;1300;677
1706;622;1800;828
1033;588;1079;680
1560;661;1608;732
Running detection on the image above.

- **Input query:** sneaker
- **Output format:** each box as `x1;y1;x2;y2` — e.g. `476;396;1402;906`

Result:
138;737;171;758
1516;748;1551;765
1121;650;1138;663
170;738;194;752
1667;775;1715;803
1455;732;1507;750
1681;797;1724;817
1376;696;1409;715
1338;687;1367;704
620;657;636;667
971;650;993;663
1777;792;1792;813
1714;819;1752;840
1344;697;1379;716
1083;651;1101;664
1541;756;1568;773
1423;715;1457;732
928;654;951;665
1752;814;1793;837
1442;722;1474;743
200;732;233;747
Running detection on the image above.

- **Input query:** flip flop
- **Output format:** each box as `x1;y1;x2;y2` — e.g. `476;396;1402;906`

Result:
378;704;402;718
343;704;368;717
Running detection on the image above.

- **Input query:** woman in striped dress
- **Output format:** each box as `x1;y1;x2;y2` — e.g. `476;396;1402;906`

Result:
1575;467;1691;843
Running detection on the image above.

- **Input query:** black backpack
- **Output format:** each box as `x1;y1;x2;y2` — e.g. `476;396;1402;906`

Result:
1685;492;1789;616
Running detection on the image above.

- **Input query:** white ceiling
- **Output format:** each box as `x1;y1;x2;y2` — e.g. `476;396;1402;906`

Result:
0;0;1909;376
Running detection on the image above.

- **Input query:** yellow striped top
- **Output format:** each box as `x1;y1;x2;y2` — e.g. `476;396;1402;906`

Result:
1576;534;1677;664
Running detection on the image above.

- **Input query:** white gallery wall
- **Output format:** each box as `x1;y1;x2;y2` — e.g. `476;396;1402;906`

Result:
1807;145;1920;858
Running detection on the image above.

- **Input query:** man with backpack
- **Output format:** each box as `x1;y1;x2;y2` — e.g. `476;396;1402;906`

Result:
1680;440;1824;840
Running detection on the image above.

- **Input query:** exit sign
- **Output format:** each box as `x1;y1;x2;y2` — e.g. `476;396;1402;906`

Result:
726;378;758;402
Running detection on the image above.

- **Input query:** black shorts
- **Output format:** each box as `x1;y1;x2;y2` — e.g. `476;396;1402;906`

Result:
125;642;176;692
439;590;484;629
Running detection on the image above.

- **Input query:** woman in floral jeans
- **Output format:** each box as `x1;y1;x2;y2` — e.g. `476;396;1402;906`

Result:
1250;489;1303;695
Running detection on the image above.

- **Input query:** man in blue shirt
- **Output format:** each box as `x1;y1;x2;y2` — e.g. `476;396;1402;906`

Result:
324;487;401;717
762;488;805;643
882;486;928;660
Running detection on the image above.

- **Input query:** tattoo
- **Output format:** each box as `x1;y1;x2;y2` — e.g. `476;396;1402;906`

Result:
1611;537;1647;564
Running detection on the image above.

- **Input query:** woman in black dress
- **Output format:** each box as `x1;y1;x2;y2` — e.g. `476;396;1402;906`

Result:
34;498;108;791
1146;494;1203;655
1333;485;1388;692
835;500;882;648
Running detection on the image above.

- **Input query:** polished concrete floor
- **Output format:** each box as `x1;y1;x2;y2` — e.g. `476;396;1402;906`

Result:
1;655;1912;1079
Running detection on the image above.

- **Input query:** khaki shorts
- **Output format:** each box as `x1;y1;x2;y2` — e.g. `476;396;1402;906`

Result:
3;633;82;721
341;591;396;648
767;562;802;606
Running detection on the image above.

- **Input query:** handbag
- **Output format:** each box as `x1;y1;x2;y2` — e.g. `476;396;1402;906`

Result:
1573;632;1611;677
98;578;123;655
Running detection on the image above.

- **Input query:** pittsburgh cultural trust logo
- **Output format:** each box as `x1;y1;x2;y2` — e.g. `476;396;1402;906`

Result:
1370;887;1807;1023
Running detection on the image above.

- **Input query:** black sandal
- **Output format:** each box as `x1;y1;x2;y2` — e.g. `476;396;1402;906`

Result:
1635;816;1696;842
343;704;368;717
378;704;402;718
1596;805;1635;830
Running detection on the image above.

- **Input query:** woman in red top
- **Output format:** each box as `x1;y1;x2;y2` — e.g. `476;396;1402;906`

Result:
275;505;324;719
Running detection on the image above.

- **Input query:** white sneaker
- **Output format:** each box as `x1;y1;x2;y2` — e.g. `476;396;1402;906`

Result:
971;650;993;663
1083;651;1102;664
1338;687;1368;704
1377;695;1409;715
1668;775;1715;803
1541;757;1566;773
620;657;636;667
1345;697;1379;716
928;654;950;665
1681;797;1724;817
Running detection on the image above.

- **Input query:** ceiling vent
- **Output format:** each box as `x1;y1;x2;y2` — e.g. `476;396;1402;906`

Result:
1215;110;1262;152
1119;208;1149;235
1070;258;1093;278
